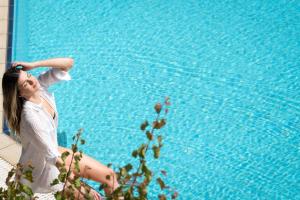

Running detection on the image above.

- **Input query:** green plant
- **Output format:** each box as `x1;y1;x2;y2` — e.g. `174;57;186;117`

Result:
0;162;37;199
0;98;178;199
104;97;178;200
50;129;94;200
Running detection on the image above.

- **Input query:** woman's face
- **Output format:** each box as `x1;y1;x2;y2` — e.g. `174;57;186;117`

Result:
17;70;40;97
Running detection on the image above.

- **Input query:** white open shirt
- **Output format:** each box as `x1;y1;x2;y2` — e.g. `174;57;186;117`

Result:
18;68;71;193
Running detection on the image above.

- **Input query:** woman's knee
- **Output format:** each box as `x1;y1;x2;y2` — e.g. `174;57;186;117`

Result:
105;169;119;189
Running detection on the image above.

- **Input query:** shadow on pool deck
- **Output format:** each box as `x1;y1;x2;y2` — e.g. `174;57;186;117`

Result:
0;133;21;165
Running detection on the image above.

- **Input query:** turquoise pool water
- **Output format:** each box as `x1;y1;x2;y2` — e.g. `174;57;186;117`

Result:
12;0;299;199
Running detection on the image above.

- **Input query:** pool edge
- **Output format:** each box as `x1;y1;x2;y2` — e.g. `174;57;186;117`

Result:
1;0;14;128
0;0;20;166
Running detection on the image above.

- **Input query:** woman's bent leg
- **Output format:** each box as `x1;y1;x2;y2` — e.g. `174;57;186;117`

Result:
58;146;119;195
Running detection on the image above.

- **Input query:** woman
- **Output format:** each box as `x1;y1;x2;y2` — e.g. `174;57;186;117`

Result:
2;58;119;199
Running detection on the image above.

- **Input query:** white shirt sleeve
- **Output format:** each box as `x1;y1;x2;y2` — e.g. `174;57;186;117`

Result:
22;116;60;165
38;68;71;89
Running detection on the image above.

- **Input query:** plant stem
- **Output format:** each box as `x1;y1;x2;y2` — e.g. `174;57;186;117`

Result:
62;133;80;193
130;112;161;189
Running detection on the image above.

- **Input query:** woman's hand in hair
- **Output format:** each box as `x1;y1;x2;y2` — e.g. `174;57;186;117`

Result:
12;58;74;72
11;61;36;71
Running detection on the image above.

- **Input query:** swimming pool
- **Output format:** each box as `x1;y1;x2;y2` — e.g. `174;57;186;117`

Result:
12;0;299;199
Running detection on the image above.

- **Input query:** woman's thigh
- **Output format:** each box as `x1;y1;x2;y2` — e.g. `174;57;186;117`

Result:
58;146;117;186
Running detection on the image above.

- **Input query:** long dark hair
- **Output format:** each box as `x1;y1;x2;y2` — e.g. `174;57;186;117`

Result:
2;67;25;135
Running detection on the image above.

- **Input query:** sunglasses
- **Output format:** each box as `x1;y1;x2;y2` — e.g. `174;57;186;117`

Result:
6;65;24;78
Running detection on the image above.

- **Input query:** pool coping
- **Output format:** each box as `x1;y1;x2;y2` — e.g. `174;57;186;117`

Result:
0;0;10;133
0;0;20;194
0;0;20;164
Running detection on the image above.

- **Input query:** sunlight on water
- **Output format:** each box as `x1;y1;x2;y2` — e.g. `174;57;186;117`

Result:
13;0;300;199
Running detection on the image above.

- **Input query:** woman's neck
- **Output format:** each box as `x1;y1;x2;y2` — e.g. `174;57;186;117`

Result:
26;92;42;105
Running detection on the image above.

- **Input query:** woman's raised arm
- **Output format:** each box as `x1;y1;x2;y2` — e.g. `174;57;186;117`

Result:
12;58;74;72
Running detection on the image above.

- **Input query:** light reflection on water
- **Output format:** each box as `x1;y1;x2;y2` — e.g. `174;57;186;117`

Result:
13;0;300;199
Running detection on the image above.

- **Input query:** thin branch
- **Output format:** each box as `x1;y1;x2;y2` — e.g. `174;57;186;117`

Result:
62;133;80;193
130;112;161;189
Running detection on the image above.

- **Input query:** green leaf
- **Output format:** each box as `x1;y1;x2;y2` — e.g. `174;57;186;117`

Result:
146;131;153;141
71;144;78;152
138;144;147;159
124;164;133;172
21;184;33;196
138;184;147;196
132;150;138;158
153;120;160;129
61;151;70;161
51;178;60;186
154;103;162;113
142;164;152;183
99;183;108;190
58;172;67;182
74;155;81;162
84;193;94;200
153;119;166;129
59;167;67;173
6;170;15;184
74;161;80;173
28;163;34;170
67;171;72;177
68;184;75;192
157;178;166;190
74;177;81;188
152;145;160;159
125;191;133;199
160;119;166;128
23;170;33;182
54;192;63;200
140;120;149;131
120;167;128;177
80;139;85;145
142;164;151;176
